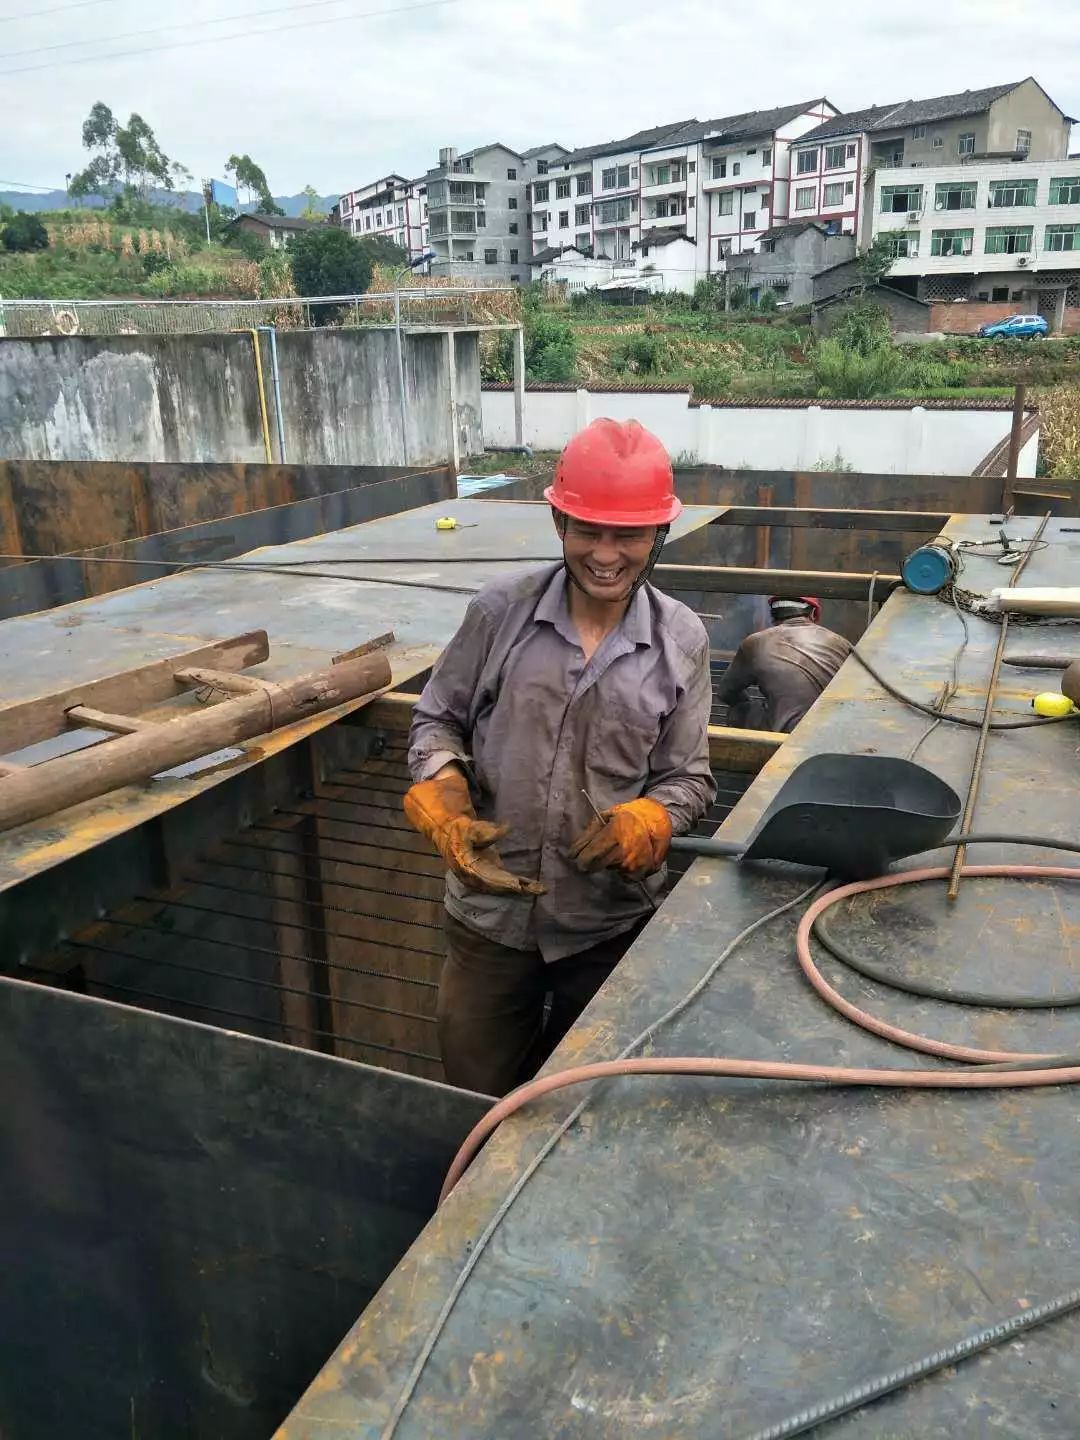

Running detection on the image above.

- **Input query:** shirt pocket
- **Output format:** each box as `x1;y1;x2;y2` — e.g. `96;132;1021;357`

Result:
585;702;661;801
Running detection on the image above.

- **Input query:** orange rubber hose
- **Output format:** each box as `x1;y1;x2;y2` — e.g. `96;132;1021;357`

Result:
439;863;1080;1204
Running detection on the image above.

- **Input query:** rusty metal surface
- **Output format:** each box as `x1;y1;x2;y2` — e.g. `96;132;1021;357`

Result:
278;516;1080;1439
0;467;455;618
0;499;723;895
0;460;449;560
0;973;491;1440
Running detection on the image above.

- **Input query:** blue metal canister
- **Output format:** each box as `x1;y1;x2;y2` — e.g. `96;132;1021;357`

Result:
901;542;958;595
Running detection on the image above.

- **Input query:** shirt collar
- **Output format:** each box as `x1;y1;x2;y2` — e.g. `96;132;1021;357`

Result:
535;567;654;650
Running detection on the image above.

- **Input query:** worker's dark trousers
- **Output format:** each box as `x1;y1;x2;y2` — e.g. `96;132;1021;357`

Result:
439;912;647;1096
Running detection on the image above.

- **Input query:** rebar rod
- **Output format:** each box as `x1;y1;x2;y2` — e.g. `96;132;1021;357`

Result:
179;875;443;929
252;822;442;867
207;855;441;907
222;835;443;884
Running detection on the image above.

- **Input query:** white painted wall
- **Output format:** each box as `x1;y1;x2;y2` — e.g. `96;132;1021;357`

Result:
870;159;1080;279
482;387;1038;475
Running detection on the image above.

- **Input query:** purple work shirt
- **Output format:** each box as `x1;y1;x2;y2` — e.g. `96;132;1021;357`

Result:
408;563;716;961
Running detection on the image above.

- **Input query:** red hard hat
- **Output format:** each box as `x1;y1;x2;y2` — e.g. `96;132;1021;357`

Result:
769;594;822;622
545;418;682;527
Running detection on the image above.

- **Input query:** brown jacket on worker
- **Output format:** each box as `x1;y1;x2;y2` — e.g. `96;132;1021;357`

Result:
717;617;852;734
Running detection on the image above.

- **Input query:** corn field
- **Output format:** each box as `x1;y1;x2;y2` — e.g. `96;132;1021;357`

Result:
1037;386;1080;480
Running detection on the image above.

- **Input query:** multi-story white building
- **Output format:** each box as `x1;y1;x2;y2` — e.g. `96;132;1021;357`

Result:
788;79;1074;245
337;174;429;259
528;102;836;287
869;158;1080;322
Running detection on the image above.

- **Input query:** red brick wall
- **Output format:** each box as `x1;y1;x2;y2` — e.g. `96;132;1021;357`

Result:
930;301;1080;335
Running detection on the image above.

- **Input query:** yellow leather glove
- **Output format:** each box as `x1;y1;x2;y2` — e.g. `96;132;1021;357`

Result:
403;769;546;898
568;797;673;879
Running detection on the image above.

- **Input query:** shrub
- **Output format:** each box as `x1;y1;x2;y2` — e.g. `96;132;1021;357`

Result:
756;289;779;312
1;211;49;252
828;301;892;356
523;306;577;382
813;338;908;398
612;331;668;375
288;227;372;322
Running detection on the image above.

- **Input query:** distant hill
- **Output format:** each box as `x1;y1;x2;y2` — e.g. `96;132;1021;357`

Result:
0;188;338;216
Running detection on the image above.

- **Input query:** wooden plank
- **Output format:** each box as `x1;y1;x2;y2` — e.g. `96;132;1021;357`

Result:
65;706;146;735
331;632;396;665
0;630;269;756
655;564;900;601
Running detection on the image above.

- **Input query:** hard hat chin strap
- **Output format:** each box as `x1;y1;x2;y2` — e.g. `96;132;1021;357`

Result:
553;511;669;601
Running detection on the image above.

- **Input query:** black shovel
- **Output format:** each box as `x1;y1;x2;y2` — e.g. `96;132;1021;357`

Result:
670;754;962;880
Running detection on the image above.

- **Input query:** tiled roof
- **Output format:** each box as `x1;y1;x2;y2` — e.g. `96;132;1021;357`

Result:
520;143;568;160
636;227;692;247
757;221;828;244
234;213;324;231
670;100;832;148
528;245;574;264
796;82;1024;143
560;120;697;166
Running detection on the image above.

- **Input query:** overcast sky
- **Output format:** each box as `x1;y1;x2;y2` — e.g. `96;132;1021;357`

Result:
3;0;1078;197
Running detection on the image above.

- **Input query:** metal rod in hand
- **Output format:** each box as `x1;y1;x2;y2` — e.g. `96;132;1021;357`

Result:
581;788;660;911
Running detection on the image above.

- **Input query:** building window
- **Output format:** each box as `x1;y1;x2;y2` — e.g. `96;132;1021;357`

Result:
507;168;517;180
732;161;741;176
880;183;923;213
717;238;731;259
688;195;695;208
746;147;757;156
985;224;1033;254
476;212;486;228
845;180;854;195
575;204;589;225
823;182;844;206
794;185;815;211
688;160;696;173
618;164;631;187
537;160;548;175
930;227;974;256
509;221;518;234
558;210;568;227
744;210;756;230
576;232;589;250
761;147;772;164
1045;223;1080;251
1049;176;1080;205
508;197;517;209
824;143;846;170
991;286;1009;301
365;215;371;230
932;135;944;149
556;178;570;198
718;191;734;216
509;248;518;263
885;230;919;258
934;181;976;211
712;157;727;179
510;273;520;282
397;206;405;222
602;166;617;190
846;143;856;159
913;124;927;139
989;178;1037;208
375;213;382;226
797;148;818;174
534;182;549;202
577;173;592;195
465;251;473;260
1016;128;1032;155
534;214;547;231
958;132;976;156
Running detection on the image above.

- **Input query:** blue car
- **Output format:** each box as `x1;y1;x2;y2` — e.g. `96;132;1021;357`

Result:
977;313;1049;339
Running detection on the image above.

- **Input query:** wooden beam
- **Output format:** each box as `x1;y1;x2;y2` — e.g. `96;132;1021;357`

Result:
654;564;900;600
65;706;146;735
0;630;270;757
714;507;948;533
356;692;785;774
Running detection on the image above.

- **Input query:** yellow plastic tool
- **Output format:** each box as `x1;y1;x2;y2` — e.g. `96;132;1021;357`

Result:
435;517;458;531
1031;692;1077;718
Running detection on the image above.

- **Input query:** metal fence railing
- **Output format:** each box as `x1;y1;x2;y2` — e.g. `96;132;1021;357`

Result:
0;286;522;339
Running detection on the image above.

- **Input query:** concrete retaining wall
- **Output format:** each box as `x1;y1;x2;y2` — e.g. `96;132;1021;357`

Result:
0;328;483;466
482;385;1039;476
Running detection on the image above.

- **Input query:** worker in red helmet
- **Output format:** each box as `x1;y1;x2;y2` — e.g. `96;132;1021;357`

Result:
403;418;715;1094
716;594;852;734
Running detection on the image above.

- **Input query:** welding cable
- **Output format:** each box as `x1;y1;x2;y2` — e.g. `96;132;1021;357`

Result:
849;644;1074;730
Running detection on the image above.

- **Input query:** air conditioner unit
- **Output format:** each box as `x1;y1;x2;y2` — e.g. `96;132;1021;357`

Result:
906;211;920;222
1017;256;1029;266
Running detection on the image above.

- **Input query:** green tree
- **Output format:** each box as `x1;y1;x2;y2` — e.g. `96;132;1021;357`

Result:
300;184;322;219
1;211;49;252
225;154;282;215
69;103;185;203
289;227;372;321
856;233;896;293
356;234;408;269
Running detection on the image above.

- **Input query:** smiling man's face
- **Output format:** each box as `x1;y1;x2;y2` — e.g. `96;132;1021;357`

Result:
556;514;658;604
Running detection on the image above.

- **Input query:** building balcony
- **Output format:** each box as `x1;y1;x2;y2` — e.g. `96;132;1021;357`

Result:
641;176;686;196
643;208;687;226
